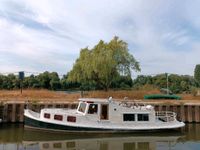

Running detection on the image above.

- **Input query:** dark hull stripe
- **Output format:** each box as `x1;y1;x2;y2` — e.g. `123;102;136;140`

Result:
24;116;179;133
25;116;122;133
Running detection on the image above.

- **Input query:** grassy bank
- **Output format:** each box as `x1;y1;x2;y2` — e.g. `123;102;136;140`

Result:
0;89;80;101
0;89;200;104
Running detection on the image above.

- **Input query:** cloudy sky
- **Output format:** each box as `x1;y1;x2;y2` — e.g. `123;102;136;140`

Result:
0;0;199;77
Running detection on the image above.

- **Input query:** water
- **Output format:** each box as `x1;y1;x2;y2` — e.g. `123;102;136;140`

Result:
0;124;200;150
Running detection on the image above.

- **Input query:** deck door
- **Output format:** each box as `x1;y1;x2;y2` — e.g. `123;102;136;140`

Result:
100;104;109;120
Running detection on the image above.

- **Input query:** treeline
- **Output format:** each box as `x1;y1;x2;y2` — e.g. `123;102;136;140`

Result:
133;74;198;94
0;71;199;94
0;71;132;91
0;72;71;90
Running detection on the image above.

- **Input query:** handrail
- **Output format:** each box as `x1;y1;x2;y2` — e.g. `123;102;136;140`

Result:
156;111;176;122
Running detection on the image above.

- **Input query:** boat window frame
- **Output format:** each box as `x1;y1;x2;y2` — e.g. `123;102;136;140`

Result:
123;113;135;121
88;103;98;114
67;116;76;122
54;114;63;121
44;113;51;119
137;114;149;121
77;102;87;114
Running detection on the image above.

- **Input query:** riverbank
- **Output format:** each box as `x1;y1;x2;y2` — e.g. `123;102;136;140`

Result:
0;89;200;105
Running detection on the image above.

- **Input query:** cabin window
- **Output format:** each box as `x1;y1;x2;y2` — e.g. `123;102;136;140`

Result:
53;143;62;148
66;142;76;148
88;104;98;114
54;115;63;121
78;102;87;113
43;143;49;149
137;114;149;121
44;113;50;119
123;114;135;121
67;116;76;122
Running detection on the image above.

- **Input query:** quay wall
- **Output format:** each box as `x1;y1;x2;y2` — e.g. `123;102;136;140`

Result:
0;101;200;123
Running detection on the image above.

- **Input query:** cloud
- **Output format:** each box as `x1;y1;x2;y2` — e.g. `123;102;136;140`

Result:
0;0;199;76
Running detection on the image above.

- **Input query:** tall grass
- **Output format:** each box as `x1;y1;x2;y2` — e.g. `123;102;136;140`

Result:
0;88;200;102
85;89;160;100
0;89;80;101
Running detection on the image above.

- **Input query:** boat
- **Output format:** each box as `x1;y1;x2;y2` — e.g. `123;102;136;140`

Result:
24;97;185;133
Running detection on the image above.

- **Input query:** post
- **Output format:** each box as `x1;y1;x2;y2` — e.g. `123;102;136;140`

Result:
20;81;22;94
19;71;24;94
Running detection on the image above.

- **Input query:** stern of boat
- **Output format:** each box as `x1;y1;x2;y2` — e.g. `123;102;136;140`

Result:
156;111;185;129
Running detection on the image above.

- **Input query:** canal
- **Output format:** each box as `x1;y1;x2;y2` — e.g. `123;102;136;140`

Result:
0;123;200;150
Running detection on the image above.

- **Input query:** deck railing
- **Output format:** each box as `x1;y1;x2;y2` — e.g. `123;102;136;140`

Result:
156;111;176;122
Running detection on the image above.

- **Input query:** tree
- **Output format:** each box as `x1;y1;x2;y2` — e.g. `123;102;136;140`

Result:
133;74;196;94
194;64;200;87
37;71;51;89
49;72;61;90
23;75;40;88
111;75;133;89
68;36;140;90
133;75;152;88
60;74;81;90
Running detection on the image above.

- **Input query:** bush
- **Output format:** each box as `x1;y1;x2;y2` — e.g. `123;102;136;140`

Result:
190;87;198;96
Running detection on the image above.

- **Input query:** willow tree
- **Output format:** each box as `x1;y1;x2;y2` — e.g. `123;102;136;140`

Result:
194;64;200;86
68;36;140;90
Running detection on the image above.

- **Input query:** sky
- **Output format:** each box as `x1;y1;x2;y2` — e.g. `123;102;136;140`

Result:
0;0;200;77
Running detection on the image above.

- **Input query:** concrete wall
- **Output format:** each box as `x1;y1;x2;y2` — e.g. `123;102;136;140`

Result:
0;102;200;123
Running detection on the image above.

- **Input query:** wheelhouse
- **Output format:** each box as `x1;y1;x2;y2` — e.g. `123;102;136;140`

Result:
76;99;109;120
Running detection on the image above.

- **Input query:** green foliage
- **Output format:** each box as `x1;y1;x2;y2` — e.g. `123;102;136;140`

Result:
37;71;51;89
50;80;61;90
190;87;198;96
133;75;153;89
0;70;198;93
0;72;64;91
68;36;140;90
60;74;80;90
0;74;20;90
23;75;40;88
194;64;200;86
111;75;133;89
133;74;196;94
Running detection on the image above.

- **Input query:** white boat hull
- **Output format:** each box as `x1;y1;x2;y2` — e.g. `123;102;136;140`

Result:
24;109;185;133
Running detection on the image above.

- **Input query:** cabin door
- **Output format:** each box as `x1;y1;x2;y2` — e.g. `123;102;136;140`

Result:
100;104;108;120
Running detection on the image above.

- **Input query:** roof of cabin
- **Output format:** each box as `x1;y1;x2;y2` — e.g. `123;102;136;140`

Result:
78;98;110;103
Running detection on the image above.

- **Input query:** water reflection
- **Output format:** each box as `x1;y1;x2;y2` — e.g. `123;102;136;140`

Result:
23;134;182;150
1;124;200;150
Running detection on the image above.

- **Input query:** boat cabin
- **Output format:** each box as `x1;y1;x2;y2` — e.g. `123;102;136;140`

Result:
75;98;156;123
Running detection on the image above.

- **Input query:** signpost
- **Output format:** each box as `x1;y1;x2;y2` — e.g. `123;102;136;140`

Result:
19;71;24;94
